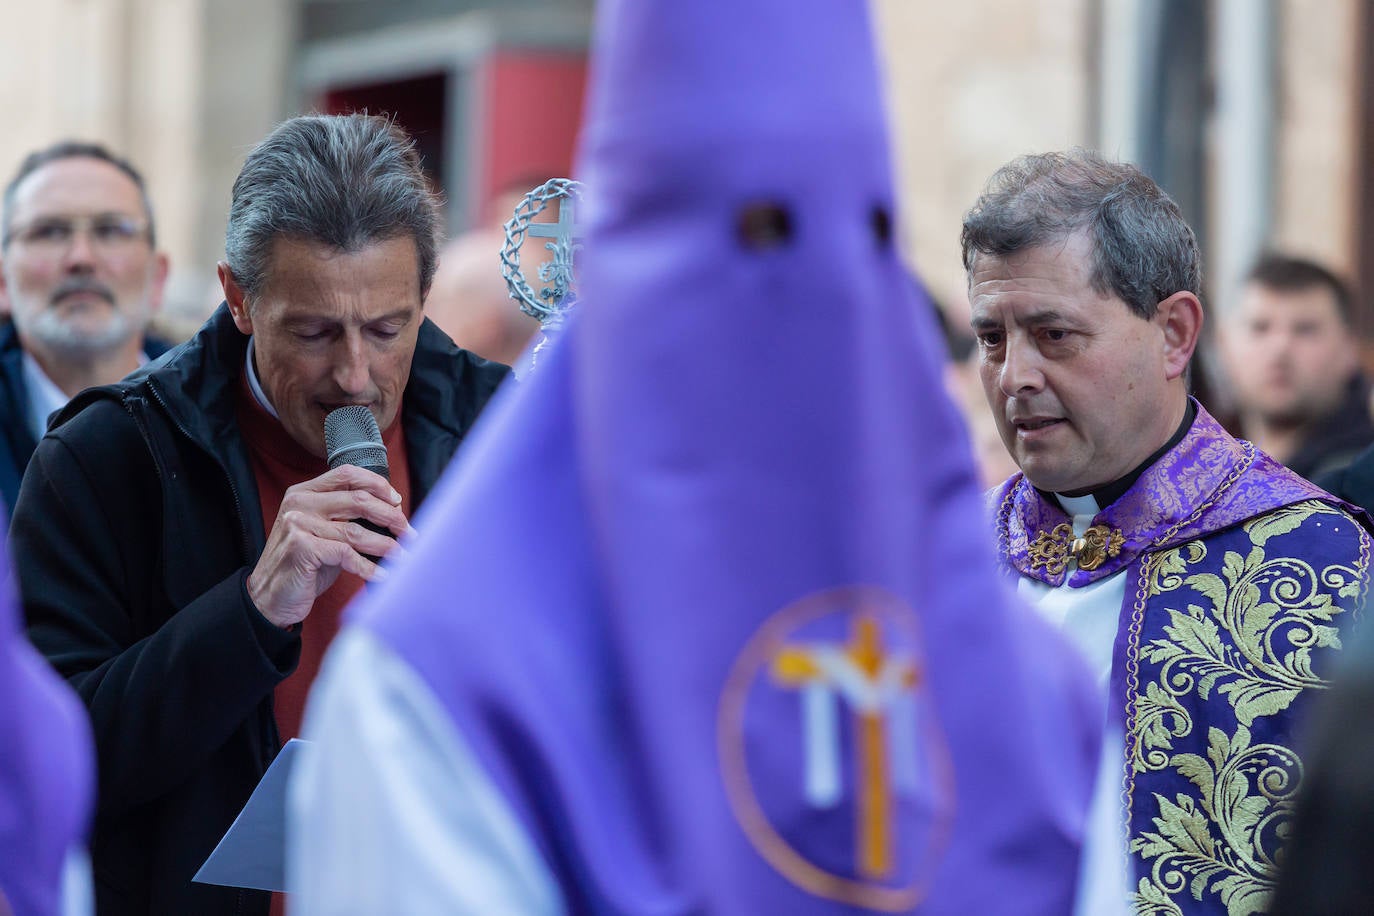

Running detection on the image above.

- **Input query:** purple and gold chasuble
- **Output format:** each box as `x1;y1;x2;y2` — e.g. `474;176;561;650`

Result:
994;404;1371;916
339;0;1107;911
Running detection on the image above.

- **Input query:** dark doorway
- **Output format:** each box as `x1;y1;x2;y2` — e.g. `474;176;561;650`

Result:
321;72;449;192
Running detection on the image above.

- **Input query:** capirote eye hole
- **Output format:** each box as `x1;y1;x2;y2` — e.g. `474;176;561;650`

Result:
871;205;893;246
736;203;793;249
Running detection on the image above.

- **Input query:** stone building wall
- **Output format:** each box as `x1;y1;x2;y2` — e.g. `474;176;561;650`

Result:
874;0;1095;327
1269;0;1360;280
0;0;1364;333
0;0;293;333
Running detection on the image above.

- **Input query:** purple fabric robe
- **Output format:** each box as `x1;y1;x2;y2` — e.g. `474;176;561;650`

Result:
1;532;93;915
347;0;1103;911
994;403;1372;915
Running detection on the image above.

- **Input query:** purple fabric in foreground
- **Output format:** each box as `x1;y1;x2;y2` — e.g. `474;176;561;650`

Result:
0;527;93;915
354;0;1102;911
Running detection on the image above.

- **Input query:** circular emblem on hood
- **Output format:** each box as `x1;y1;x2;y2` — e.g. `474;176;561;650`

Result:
717;585;956;911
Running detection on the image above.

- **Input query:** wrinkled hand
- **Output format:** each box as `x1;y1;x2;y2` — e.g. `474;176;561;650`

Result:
247;465;408;629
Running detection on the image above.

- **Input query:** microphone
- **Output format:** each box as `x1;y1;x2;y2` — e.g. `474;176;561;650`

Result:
324;406;392;561
325;405;388;480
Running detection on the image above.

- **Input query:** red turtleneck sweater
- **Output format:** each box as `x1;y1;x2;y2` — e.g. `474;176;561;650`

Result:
234;375;412;742
236;376;411;916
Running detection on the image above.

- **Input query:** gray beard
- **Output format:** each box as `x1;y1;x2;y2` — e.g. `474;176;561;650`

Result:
15;305;145;362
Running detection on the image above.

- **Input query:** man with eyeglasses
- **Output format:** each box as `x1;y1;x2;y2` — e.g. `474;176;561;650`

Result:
0;142;171;511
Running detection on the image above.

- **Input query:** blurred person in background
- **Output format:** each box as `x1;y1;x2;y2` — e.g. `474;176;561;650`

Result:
424;180;543;366
11;113;506;916
1220;253;1372;481
966;149;1371;915
0;142;171;511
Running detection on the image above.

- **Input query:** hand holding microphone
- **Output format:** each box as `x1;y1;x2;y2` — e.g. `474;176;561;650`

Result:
324;405;397;559
246;406;409;629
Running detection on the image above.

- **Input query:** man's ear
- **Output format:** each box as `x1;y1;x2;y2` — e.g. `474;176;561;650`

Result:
1335;319;1362;378
0;256;10;318
147;252;170;315
1156;291;1204;381
218;262;254;336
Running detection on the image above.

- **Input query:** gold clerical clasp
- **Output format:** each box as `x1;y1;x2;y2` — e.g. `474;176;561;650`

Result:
1028;522;1124;576
1073;525;1125;571
1027;523;1074;576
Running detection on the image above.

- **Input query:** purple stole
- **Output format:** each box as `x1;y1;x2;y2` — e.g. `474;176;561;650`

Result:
994;404;1371;914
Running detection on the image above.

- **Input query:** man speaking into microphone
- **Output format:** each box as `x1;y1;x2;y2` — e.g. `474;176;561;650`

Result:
10;113;507;916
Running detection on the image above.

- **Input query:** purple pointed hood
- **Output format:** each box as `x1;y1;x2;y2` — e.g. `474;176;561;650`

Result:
355;0;1102;912
578;0;892;177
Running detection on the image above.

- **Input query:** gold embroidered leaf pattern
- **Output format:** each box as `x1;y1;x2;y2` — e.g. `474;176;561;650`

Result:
1324;561;1363;600
1241;506;1312;547
1131;726;1295;916
1134;681;1193;770
1133;876;1186;915
1222;549;1249;588
1209;728;1268;848
1128;501;1364;916
1130;793;1232;903
1282;625;1342;678
1149;542;1206;594
1216;680;1301;727
1211;875;1271;916
1148;605;1230;700
1161;542;1351;726
1154;794;1214;859
1172;751;1215;816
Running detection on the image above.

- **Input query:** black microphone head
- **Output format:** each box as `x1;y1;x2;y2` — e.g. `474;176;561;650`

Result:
324;405;389;479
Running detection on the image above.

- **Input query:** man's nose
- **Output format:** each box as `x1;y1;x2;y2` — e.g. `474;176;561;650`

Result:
60;227;99;271
333;337;370;394
1250;330;1292;366
999;339;1044;397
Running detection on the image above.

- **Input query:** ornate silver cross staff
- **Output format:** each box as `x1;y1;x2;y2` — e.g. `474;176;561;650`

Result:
499;178;585;373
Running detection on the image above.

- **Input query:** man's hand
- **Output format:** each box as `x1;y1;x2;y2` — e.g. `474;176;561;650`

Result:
247;465;408;629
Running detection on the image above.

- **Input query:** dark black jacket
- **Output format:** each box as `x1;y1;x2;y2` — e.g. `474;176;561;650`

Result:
1288;375;1374;483
0;319;170;513
11;304;507;916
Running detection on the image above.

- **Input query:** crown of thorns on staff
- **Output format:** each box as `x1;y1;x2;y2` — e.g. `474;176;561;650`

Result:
499;178;585;323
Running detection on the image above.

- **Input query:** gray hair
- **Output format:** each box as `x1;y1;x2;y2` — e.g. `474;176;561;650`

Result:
225;113;443;300
2;140;156;249
960;149;1201;320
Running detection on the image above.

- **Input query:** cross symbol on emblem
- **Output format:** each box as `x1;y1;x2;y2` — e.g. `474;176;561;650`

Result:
527;197;582;310
771;615;921;880
499;178;586;329
525;194;581;246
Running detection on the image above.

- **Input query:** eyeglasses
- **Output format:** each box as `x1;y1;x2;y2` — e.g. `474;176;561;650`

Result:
4;213;151;254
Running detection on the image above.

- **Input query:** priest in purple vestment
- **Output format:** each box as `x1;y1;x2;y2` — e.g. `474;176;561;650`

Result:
287;1;1110;913
965;148;1372;916
1;528;93;916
